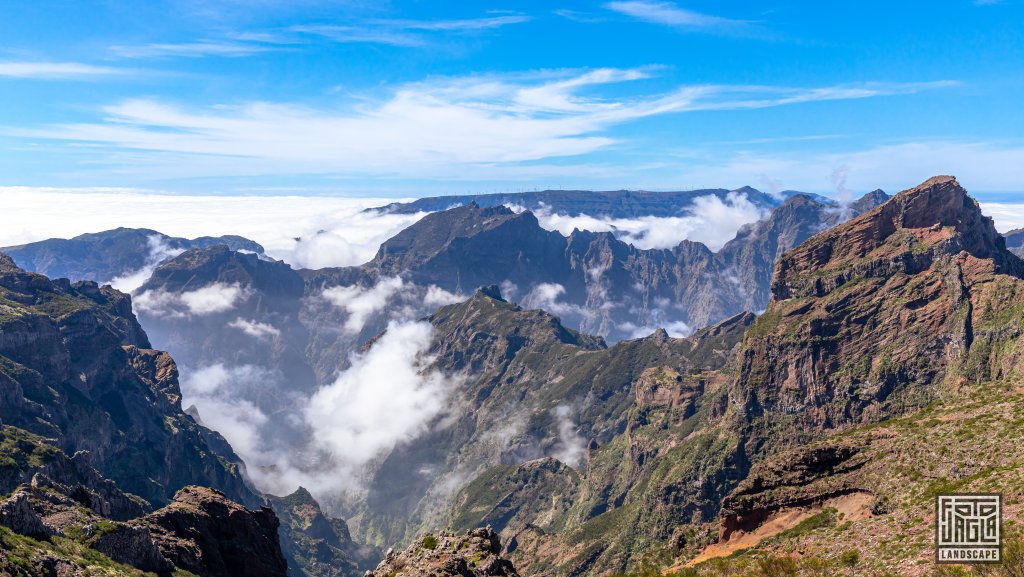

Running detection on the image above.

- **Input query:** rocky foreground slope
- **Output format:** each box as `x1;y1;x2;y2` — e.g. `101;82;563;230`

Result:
367;527;520;577
0;255;290;576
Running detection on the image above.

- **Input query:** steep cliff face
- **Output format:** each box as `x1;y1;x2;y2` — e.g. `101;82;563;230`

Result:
687;177;1024;571
0;254;253;508
734;176;1024;441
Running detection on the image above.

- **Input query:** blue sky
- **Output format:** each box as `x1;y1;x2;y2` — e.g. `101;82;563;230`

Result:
1;0;1023;198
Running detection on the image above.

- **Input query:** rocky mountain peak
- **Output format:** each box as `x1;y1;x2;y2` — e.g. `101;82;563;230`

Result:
849;188;890;213
771;175;1021;301
0;252;17;272
477;284;506;301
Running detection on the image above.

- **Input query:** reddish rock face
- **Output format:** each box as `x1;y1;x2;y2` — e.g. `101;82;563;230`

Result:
727;174;1024;472
634;366;717;421
144;486;288;577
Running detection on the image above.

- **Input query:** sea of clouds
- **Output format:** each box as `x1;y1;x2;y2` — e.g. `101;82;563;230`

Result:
6;187;1024;506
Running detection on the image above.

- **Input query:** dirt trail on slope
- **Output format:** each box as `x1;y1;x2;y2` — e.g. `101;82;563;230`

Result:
673;492;874;569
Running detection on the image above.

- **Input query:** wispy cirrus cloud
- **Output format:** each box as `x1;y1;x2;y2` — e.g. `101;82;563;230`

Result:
287;24;425;47
373;14;530;31
290;13;530;47
605;1;748;30
110;40;276;59
7;68;955;181
0;61;127;79
111;13;531;57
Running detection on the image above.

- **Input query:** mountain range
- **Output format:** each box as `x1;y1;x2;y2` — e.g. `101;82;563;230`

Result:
368;187;826;217
2;178;1024;577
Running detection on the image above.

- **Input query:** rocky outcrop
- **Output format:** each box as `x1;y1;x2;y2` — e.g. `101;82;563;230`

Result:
368;527;520;577
718;443;867;540
698;177;1024;557
0;487;53;538
634;366;704;415
268;487;374;577
144;486;288;577
0;472;286;575
734;176;1024;436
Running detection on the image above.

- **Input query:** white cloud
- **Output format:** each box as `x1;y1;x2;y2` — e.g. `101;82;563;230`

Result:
228;317;281;339
10;69;951;180
521;283;585;318
423;285;463;308
107;235;186;293
179;363;299;493
181;282;249;314
322;276;406;333
0;189;425;269
375;15;531;31
983;203;1024;233
110;41;274;58
605;1;746;29
320;277;466;334
178;320;464;500
289;14;529;47
669;140;1024;196
0;61;126;79
135;281;249;317
510;191;766;251
551;405;587;468
620;319;691;340
286;25;425;47
305;320;459;474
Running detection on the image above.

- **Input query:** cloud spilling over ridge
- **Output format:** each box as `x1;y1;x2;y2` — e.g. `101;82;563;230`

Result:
521;283;585;318
305;320;461;486
107;235;185;292
508;191;766;251
322;276;407;333
319;277;463;334
135;282;250;317
0;189;426;269
180;364;278;463
175;291;467;499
